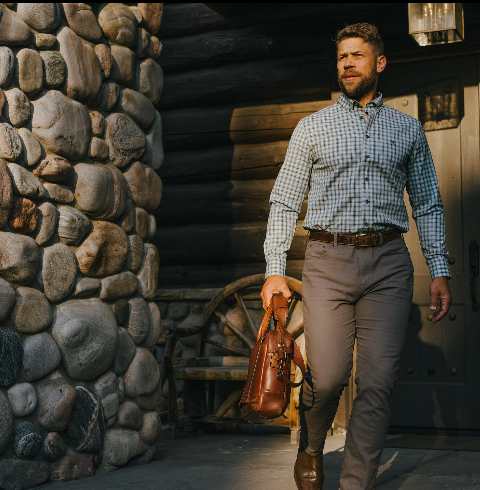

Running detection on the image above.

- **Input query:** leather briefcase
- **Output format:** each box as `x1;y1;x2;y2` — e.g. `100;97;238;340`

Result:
239;293;306;422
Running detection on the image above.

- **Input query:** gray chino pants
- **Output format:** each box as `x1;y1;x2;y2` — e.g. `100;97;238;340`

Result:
299;236;414;490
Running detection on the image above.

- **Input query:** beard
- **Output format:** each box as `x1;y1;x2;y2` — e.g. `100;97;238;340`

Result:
338;65;378;100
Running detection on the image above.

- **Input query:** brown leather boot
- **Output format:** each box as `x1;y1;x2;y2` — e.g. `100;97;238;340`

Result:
294;451;324;490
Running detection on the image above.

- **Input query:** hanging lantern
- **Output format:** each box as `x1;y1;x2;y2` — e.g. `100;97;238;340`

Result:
408;3;464;46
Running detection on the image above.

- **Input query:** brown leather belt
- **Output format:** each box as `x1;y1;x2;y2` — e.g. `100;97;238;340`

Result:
309;229;402;248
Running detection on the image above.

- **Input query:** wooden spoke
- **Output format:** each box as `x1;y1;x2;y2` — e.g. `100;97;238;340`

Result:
234;291;258;338
287;300;304;338
204;337;251;357
214;310;255;350
216;389;244;418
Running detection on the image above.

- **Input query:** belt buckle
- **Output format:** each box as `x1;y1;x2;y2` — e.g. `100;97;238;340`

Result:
354;232;369;248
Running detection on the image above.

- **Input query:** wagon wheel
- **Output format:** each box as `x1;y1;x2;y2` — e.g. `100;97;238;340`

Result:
196;273;305;432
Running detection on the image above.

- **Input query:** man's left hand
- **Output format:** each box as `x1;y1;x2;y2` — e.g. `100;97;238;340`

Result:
429;277;452;324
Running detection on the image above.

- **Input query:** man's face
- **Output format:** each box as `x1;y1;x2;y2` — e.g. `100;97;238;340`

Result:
337;37;385;100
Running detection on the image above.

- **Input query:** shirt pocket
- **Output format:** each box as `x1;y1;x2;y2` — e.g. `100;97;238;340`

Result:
380;130;412;177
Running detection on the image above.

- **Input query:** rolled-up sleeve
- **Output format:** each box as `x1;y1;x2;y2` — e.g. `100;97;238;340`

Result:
406;121;451;279
264;119;313;278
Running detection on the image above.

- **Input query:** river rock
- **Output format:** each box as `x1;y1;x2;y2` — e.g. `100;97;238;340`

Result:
64;386;105;452
76;221;128;277
120;199;134;233
126;234;144;273
43;183;74;203
145;111;163;170
50;454;94;482
124;347;160;397
34;33;57;50
0;47;14;87
137;243;159;300
136;28;150;59
35;372;76;431
118;377;125;404
4;88;30;128
34;155;74;183
7;383;37;417
103;429;145;466
40;51;66;88
110;45;135;87
9;287;52;334
148;214;157;239
41;243;77;302
94;372;118;423
74;277;100;297
11;421;43;458
123;161;162;211
134;207;149;239
144;302;161;347
52;299;119;380
128;445;155;467
0;277;15;321
99;4;137;47
139;412;160;444
7;163;44;199
111;299;129;325
8;196;38;233
129;6;142;23
74;163;127;221
18;128;43;167
0;123;22;162
16;49;43;96
127;297;150;345
99;82;120;112
89;111;105;136
99;271;138;301
0;159;12;229
0;5;33;46
34;202;57;246
148;36;163;59
0;390;13;455
95;44;113;79
134;379;162;411
32;90;91;160
57;206;91;245
117;401;142;430
89;137;109;160
63;3;102;43
120;89;155;129
136;58;163;104
17;3;60;32
0;460;49;490
58;27;102;106
21;332;61;382
138;3;164;35
0;232;39;285
112;327;136;375
106;114;145;168
41;432;66;462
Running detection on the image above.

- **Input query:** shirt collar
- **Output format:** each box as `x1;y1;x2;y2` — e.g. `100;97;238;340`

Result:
337;91;384;111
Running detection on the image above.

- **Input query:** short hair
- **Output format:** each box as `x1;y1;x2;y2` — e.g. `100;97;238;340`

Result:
336;23;384;56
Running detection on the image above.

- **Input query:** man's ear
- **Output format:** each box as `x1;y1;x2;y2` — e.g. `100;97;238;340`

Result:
377;55;387;74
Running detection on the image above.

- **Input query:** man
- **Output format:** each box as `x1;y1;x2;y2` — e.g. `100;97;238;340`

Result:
261;23;452;490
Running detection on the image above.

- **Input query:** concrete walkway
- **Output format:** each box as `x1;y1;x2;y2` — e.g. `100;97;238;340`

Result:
34;432;480;490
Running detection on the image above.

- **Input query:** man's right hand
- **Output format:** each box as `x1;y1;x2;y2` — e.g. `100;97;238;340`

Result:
261;275;292;310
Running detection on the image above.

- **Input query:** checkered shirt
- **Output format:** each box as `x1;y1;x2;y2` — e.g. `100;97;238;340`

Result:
264;92;450;280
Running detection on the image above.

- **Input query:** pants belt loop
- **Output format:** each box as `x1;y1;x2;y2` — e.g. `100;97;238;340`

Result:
333;233;338;248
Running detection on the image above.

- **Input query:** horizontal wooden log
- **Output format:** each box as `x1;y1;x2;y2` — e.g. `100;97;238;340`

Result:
157;260;304;288
162;99;330;151
155;179;308;225
159;141;289;183
185;357;250;367
153;222;308;263
161;22;327;74
159;55;330;110
174;366;248;381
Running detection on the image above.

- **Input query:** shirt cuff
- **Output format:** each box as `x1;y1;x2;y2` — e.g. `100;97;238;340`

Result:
428;255;451;280
265;257;286;279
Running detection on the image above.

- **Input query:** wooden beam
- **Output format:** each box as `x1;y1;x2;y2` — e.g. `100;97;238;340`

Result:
173;366;248;381
203;338;251;357
155;179;307;225
159;55;330;110
153;222;308;263
162;99;330;150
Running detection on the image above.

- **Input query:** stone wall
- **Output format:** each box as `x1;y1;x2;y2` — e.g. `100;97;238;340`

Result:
0;3;165;488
